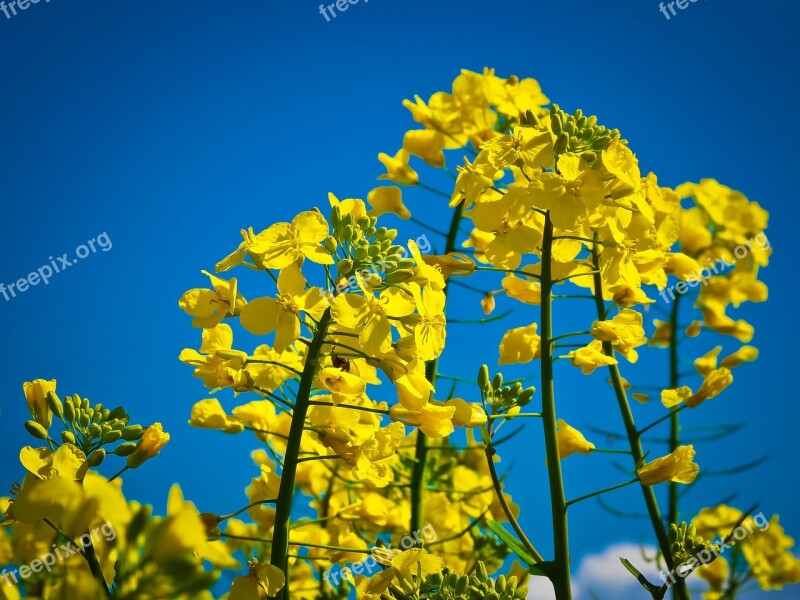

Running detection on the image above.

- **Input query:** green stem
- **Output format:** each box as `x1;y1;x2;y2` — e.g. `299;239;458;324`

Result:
566;477;639;507
410;202;463;534
589;238;689;600
668;295;682;600
270;308;332;600
540;212;572;600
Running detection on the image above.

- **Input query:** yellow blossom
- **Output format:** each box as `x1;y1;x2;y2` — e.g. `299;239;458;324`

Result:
638;445;699;485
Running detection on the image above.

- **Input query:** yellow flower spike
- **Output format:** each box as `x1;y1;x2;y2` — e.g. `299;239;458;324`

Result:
695;346;722;376
555;419;595;460
498;323;541;366
739;515;800;590
377;149;419;185
686;368;733;408
661;386;692;408
188;399;244;434
637;445;699;486
445;398;488;428
403;129;446;167
567;340;618;375
720;345;759;369
127;423;170;469
23;379;56;429
367;186;411;219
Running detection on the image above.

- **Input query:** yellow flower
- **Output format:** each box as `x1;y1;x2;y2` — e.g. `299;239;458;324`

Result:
720;345;758;369
498;323;541;365
367;186;411;219
216;210;333;272
229;562;286;599
695;346;722;376
239;262;328;352
328;192;368;222
332;283;415;357
127;423;170;469
483;126;554;171
695;556;728;597
685;321;702;337
590;309;646;362
687;368;733;408
555;419;595;460
23;379;56;429
638;445;699;485
403;129;446;167
411;284;447;361
317;367;367;403
188;399;244;434
661;386;692;408
740;515;800;590
502;275;541;305
445;399;488;428
377;149;419;185
567;340;618;375
20;443;87;480
390;403;455;438
179;270;245;328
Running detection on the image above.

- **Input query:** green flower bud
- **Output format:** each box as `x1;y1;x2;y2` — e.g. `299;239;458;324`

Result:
492;373;503;390
342;224;354;242
108;407;127;420
46;391;64;419
121;425;144;440
81;398;90;412
101;409;111;421
126;505;151;544
102;430;122;444
61;431;77;445
79;413;91;428
554;132;570;155
87;449;106;468
25;420;49;440
114;442;139;457
478;366;490;392
64;397;75;422
357;216;371;231
88;423;102;438
337;259;354;275
383;269;414;284
323;235;338;254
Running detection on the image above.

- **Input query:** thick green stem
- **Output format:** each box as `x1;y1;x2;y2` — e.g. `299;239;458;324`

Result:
410;202;464;534
589;240;689;600
668;295;682;600
540;213;572;600
270;308;332;600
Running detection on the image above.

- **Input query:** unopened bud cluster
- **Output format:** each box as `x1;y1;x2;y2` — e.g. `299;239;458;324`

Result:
669;521;719;565
549;104;620;163
419;562;527;600
478;365;535;413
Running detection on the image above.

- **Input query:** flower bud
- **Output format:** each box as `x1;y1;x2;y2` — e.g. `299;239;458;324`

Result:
127;423;170;469
88;449;106;468
477;365;490;392
102;430;122;444
121;425;144;440
23;379;56;429
61;431;77;445
25;420;49;440
114;442;139;457
47;391;64;419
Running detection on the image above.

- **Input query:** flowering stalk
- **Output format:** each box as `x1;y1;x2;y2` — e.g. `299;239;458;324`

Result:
540;212;572;600
589;238;689;600
410;201;464;534
270;307;332;600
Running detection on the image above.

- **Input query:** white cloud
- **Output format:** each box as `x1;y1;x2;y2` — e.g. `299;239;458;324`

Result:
528;542;662;600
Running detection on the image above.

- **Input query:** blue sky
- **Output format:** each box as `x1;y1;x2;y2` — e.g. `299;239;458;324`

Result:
1;0;798;597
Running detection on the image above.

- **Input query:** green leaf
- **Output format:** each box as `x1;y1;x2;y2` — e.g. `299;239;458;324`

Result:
485;521;554;577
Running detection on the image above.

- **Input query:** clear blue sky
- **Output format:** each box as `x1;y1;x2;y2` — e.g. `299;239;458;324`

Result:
1;0;798;597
